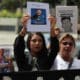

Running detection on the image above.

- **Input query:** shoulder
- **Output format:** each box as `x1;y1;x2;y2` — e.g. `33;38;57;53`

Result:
14;35;24;42
14;35;25;43
72;58;80;67
73;58;80;63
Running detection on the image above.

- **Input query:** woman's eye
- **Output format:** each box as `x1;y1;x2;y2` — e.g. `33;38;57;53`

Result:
31;39;36;42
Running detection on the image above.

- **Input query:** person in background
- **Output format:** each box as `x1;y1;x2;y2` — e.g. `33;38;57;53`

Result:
0;49;14;72
13;14;59;71
50;33;80;70
54;27;61;38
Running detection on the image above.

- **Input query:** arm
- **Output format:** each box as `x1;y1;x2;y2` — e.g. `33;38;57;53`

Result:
14;14;30;53
14;14;29;56
48;15;59;53
14;30;27;71
13;14;32;71
48;16;59;69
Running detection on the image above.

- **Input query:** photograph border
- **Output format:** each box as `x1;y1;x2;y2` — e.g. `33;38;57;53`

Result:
27;2;50;32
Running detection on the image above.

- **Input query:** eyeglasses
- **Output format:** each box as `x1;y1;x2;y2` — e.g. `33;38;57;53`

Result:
61;42;73;46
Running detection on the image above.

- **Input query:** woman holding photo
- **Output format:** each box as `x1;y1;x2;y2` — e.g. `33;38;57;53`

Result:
13;14;59;71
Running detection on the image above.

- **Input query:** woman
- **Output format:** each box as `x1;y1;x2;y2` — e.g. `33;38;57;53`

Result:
13;14;59;71
51;33;80;70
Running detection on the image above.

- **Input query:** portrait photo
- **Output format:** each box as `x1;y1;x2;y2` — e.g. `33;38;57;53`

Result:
61;16;73;32
27;2;50;32
31;8;46;25
56;6;78;34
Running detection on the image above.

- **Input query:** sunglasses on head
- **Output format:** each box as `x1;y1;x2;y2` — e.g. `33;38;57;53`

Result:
62;42;73;46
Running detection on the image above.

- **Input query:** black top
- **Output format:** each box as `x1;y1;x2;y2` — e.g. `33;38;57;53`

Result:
13;35;59;71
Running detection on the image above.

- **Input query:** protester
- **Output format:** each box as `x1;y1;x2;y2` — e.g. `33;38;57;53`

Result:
0;49;14;72
50;33;80;70
13;14;59;71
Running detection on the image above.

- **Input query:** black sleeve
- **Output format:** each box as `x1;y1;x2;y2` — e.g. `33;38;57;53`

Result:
14;35;25;59
13;35;32;71
77;50;80;59
50;36;59;53
37;52;49;70
48;36;59;69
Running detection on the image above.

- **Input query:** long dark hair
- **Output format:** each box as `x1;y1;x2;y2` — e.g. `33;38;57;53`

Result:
26;32;48;55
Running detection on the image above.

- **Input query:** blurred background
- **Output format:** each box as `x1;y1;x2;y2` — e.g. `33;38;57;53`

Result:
0;0;80;71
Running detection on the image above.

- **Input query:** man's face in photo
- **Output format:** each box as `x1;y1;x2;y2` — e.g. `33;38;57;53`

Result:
62;18;72;29
36;9;42;16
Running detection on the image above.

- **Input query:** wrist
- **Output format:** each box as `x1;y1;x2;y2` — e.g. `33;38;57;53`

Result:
19;31;26;37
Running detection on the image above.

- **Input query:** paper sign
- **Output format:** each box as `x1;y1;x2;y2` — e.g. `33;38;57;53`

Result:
27;2;50;32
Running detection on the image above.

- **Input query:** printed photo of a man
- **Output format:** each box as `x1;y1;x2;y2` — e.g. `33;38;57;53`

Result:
31;8;46;25
61;16;73;32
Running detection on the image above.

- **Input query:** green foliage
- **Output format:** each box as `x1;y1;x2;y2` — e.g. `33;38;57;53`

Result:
0;9;22;18
0;9;8;17
15;9;22;18
0;0;27;11
67;0;80;6
1;0;18;11
42;0;61;7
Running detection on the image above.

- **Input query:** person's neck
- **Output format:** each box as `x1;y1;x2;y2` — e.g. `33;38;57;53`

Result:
62;56;72;62
59;53;72;62
30;52;37;57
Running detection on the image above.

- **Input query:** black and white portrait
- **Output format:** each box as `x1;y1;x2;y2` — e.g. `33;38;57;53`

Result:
61;16;73;32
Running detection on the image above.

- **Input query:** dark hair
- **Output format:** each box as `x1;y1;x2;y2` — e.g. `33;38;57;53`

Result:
61;16;71;22
26;32;48;54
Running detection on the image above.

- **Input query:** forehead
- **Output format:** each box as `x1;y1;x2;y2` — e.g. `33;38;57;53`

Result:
31;34;42;39
61;37;73;42
37;10;41;12
62;19;70;22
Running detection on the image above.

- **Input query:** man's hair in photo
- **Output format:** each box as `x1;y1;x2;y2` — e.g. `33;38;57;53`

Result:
61;16;71;22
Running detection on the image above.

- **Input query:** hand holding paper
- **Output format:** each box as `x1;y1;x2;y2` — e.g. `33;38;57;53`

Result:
20;14;30;36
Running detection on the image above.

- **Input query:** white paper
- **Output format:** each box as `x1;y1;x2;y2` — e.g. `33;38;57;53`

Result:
27;2;50;32
56;6;78;35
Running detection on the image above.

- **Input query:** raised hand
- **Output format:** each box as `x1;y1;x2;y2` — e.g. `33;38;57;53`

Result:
20;14;30;36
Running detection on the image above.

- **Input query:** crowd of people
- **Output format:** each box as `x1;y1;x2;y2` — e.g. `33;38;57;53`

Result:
13;14;59;71
13;14;80;72
0;13;80;72
0;49;14;72
0;11;80;80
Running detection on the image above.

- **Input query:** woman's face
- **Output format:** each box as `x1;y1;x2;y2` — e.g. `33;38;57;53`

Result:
30;34;43;56
59;37;75;59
